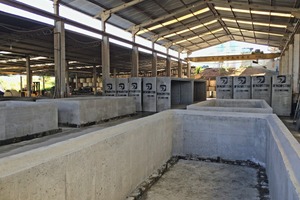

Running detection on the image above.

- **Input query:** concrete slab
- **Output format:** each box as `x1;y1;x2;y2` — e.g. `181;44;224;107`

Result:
233;76;251;99
187;99;273;113
216;76;233;99
142;160;259;200
271;75;292;116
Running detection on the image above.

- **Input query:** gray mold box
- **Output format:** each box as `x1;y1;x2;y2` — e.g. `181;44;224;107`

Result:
271;75;292;116
216;76;233;99
233;76;251;99
129;77;142;111
171;78;194;105
194;80;206;102
251;76;271;105
104;78;116;96
117;78;129;97
156;77;171;112
143;77;157;112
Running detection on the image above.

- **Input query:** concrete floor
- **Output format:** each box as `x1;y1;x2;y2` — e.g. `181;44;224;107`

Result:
142;160;259;200
280;116;300;143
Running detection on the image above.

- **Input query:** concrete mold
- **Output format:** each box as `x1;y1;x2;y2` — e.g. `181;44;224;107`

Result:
0;110;299;200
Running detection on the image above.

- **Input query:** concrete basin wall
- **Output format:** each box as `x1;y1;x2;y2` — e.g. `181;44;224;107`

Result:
0;110;299;199
38;97;136;126
0;112;174;200
187;99;273;113
0;101;58;141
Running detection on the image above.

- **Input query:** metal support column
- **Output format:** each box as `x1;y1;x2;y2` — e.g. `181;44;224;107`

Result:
20;76;23;91
93;65;97;95
101;12;111;81
288;44;294;75
65;61;69;96
151;42;157;77
178;50;183;78
42;76;45;90
26;56;31;97
54;0;66;98
75;73;78;89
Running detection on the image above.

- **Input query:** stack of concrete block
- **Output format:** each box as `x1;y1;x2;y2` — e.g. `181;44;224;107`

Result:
116;78;129;97
157;77;171;112
216;76;233;99
143;77;157;112
129;77;143;111
251;76;271;105
271;75;292;116
233;76;251;99
104;78;117;96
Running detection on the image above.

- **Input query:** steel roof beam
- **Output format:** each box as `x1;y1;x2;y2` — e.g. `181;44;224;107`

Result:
209;0;300;14
94;0;144;19
128;0;210;31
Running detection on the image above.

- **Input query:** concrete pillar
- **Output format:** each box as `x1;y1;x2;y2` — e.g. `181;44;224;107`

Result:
26;56;31;97
113;68;117;78
285;50;289;75
187;62;191;78
20;76;23;91
102;36;110;80
288;44;294;75
152;52;157;77
65;62;69;97
131;46;139;77
54;1;66;98
293;34;300;94
42;76;45;90
75;73;78;89
166;56;171;77
279;57;283;75
178;52;182;78
93;65;97;95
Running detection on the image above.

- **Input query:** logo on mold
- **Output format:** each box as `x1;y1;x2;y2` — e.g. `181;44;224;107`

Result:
160;84;167;92
257;76;265;83
278;75;286;83
106;83;112;90
131;83;138;90
238;77;246;84
119;83;125;90
146;83;152;90
220;77;228;84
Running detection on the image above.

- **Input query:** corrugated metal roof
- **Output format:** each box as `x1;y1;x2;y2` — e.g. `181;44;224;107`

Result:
60;0;300;52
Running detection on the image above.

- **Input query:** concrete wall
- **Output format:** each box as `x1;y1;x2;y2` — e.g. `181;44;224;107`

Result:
129;77;142;111
0;110;299;200
38;97;136;126
271;75;292;116
251;76;272;105
186;99;273;113
233;76;251;99
172;111;267;163
0;112;174;200
0;101;58;141
156;77;171;112
216;76;233;99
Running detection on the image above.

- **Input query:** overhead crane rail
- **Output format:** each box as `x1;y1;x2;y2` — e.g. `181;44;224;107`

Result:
186;53;281;62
